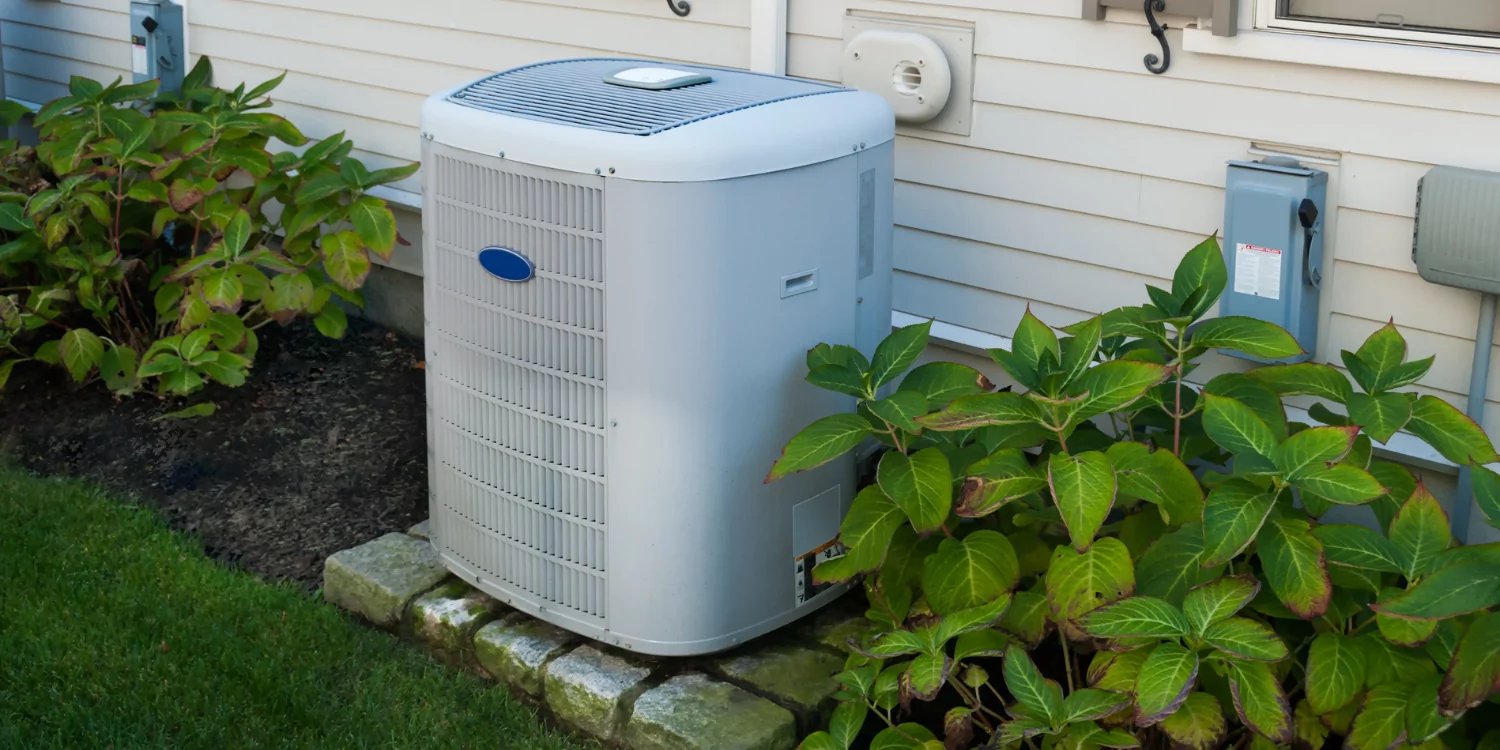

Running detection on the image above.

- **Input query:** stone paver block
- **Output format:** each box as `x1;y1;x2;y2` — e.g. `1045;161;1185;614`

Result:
474;617;578;696
716;644;844;715
805;606;873;653
407;580;503;652
544;645;652;741
407;519;432;541
625;673;797;750
323;532;449;626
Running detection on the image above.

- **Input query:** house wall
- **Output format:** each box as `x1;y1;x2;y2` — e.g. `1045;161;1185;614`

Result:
4;1;1499;529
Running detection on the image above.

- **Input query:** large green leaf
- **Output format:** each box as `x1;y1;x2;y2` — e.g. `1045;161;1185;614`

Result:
936;594;1014;642
1070;360;1172;422
1192;316;1303;359
808;365;867;399
1274;425;1358;478
58;328;103;383
898;361;992;406
917;391;1042;431
870;320;931;389
956;450;1046;518
869;723;937;750
322;231;371;290
1202;394;1278;459
1359;633;1437;689
1348;392;1414;444
1183;575;1259;635
1057;317;1101;390
1406;674;1454;745
1004;644;1064;727
1089;646;1153;693
866;391;928;434
1011;308;1060;380
1204;373;1288;441
1201;618;1288;661
838;486;907;573
766;414;871;481
1171;235;1228;320
1134;643;1198;726
201;268;244;313
1082;596;1189;639
997;591;1051;648
1407;394;1500;465
1201;480;1277;568
1346;683;1411;750
830;701;867;749
1227;661;1292;743
1046;538;1135;641
1389;484;1450;580
904;652;949;700
1473;465;1500;529
953;629;1009;663
1373;561;1500;621
349;196;398;259
1137;523;1220;606
1289;463;1386;505
1257;516;1331;619
1106;442;1204;525
1093;305;1167;341
1161;693;1225;750
878;448;952;534
923;530;1018;615
1306;633;1366;714
1064;689;1131;723
1245;362;1352;403
1377;586;1438;646
1440;611;1500;714
1049;451;1117;551
1313;524;1404;573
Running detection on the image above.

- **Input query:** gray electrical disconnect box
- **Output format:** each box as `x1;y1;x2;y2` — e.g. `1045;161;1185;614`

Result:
130;0;185;95
1414;166;1500;294
1220;157;1328;364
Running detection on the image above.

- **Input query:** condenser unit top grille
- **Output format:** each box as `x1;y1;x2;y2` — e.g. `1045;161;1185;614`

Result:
448;58;842;136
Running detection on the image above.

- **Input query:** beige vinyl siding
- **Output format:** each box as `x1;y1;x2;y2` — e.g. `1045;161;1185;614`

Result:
0;0;752;194
788;0;1500;436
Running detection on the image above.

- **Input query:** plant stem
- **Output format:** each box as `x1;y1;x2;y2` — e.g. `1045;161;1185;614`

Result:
1058;629;1076;694
1172;331;1186;456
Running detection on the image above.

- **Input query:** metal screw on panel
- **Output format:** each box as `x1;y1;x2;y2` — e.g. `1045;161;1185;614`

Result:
860;142;866;148
857;297;864;303
851;145;858;152
610;420;618;427
498;151;505;158
919;59;925;66
608;167;616;174
594;168;602;175
853;52;861;59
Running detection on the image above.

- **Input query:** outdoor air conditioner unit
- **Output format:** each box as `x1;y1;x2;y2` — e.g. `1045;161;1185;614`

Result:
420;59;895;656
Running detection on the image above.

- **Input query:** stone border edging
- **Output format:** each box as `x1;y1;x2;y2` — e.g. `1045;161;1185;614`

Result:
322;523;873;749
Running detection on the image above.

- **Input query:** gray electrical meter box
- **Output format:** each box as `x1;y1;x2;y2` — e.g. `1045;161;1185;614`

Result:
1220;157;1328;364
1414;166;1500;294
130;0;185;95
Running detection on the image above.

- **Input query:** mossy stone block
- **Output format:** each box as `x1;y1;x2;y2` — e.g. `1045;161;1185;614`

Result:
407;519;432;541
323;532;449;627
624;673;796;750
544;645;651;741
474;617;578;696
407;580;503;652
715;644;844;716
805;606;873;653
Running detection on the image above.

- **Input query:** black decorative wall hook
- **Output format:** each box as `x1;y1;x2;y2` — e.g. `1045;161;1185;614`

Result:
666;0;691;16
1144;0;1171;74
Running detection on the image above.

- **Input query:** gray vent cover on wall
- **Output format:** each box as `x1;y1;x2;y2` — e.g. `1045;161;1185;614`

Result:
448;58;841;135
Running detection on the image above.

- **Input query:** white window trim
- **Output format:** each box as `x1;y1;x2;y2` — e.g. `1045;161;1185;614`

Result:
1257;1;1500;51
1183;0;1500;85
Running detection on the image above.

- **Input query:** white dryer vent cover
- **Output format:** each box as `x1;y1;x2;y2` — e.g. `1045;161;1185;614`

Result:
842;30;952;124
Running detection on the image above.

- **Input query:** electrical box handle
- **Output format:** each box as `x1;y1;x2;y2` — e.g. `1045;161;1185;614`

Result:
1299;198;1321;290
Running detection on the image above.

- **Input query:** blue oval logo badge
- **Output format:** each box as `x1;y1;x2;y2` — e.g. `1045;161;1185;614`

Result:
478;246;536;282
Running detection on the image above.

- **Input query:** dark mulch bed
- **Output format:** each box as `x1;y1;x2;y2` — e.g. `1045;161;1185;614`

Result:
2;318;428;590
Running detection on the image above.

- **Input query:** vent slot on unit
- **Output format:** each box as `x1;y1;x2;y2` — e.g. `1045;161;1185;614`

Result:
428;144;609;623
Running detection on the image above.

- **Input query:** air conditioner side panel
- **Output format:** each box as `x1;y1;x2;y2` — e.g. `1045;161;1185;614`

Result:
603;152;889;654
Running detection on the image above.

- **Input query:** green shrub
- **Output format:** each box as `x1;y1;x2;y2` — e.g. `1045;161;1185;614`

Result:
771;236;1500;749
0;58;417;397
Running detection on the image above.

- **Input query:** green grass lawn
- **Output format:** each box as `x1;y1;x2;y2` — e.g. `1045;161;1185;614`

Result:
0;466;593;749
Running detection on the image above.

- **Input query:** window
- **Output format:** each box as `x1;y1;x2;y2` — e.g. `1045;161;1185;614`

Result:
1262;0;1500;48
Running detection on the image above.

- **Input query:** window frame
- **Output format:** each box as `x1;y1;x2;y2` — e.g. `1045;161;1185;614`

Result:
1256;0;1500;51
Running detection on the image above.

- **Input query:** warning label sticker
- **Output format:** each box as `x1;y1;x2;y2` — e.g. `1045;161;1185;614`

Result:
132;42;149;76
1234;243;1283;301
794;540;845;606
